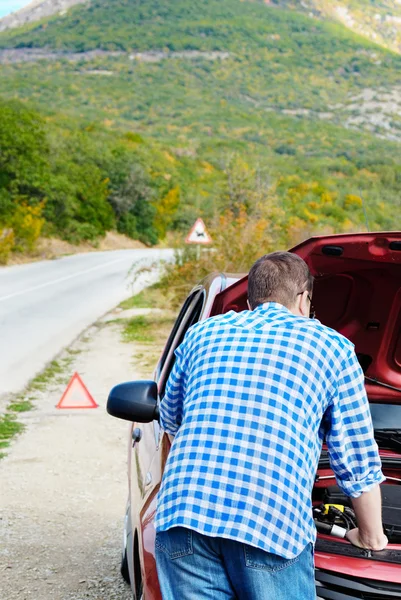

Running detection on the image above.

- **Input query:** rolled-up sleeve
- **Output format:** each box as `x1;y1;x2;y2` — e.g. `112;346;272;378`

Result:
324;349;385;498
159;343;187;436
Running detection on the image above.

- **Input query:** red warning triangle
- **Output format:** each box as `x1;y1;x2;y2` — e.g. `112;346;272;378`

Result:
56;372;98;409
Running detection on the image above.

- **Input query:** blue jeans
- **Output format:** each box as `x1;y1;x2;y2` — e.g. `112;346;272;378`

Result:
155;527;316;600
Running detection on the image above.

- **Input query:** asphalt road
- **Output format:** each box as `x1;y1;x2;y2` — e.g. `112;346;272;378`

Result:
0;248;173;399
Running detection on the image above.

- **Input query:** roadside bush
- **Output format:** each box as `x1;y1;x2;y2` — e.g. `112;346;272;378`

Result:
11;202;45;252
0;228;15;264
62;221;101;244
344;194;363;209
110;163;159;245
153;187;180;240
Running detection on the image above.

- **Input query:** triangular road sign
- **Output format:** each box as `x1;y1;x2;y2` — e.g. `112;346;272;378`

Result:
185;218;212;244
56;372;98;409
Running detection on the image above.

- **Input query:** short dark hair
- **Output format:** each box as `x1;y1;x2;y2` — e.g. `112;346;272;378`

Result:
248;251;313;310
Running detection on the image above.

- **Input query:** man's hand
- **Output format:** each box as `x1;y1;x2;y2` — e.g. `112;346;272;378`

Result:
347;484;388;551
346;527;388;551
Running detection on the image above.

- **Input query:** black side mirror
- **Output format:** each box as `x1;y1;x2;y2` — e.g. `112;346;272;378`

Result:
107;380;159;423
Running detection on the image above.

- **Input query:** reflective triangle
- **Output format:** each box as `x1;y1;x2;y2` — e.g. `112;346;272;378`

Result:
56;372;98;409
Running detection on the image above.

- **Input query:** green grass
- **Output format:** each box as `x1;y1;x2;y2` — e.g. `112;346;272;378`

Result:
118;285;175;344
123;315;155;343
0;349;82;459
123;313;176;373
65;347;83;356
119;285;169;310
29;358;74;390
119;290;157;310
0;413;24;451
7;400;33;412
121;314;174;343
108;303;175;374
123;316;153;342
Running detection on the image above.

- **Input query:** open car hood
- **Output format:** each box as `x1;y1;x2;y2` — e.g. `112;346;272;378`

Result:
212;232;401;402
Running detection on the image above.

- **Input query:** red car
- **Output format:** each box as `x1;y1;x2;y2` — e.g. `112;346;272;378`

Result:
108;232;401;600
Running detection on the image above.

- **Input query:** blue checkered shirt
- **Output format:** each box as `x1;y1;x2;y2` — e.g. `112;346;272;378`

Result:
155;302;384;558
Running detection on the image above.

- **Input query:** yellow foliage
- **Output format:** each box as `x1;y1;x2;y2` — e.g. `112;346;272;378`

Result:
288;182;311;200
0;228;15;265
283;175;301;185
163;151;176;164
344;194;363;209
344;194;363;208
358;169;379;181
321;192;334;204
286;216;320;247
340;218;358;232
12;202;45;253
154;188;180;239
302;208;318;224
202;161;214;174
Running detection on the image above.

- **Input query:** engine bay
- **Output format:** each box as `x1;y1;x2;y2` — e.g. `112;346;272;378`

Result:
313;484;401;545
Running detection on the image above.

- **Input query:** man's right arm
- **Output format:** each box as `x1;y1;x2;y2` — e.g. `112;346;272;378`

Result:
347;485;388;551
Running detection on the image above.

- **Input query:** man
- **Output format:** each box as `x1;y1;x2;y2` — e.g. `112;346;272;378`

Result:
155;252;387;600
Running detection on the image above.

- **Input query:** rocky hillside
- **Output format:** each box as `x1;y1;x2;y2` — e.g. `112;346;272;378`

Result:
0;0;86;32
305;0;401;54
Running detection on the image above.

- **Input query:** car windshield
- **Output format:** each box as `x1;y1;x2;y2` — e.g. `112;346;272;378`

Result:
370;404;401;430
370;404;401;453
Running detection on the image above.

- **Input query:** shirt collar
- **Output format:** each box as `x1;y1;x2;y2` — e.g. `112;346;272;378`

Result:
255;302;292;314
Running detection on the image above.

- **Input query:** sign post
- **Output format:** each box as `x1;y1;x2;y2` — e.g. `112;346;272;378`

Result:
185;218;212;259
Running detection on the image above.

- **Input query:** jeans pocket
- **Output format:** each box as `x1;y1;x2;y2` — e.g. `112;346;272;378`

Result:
244;544;301;572
155;527;193;560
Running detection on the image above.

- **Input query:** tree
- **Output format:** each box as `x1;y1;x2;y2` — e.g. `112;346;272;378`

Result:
0;99;50;221
110;163;158;245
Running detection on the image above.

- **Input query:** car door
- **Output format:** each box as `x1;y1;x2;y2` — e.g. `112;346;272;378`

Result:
138;286;209;600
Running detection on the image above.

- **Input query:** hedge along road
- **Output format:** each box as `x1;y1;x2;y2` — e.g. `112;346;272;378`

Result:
0;248;173;403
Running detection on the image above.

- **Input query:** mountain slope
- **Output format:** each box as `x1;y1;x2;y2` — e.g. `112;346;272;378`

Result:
0;0;400;239
1;0;400;141
2;0;401;55
3;0;401;55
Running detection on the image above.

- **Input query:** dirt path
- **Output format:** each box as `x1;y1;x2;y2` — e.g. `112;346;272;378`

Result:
0;317;147;600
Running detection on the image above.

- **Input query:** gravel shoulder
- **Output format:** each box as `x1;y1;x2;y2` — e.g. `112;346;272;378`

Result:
0;308;167;600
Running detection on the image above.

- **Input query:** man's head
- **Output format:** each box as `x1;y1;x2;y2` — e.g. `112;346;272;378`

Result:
248;251;313;317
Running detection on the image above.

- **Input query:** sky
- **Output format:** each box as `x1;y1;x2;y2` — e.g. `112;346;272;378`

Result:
0;1;31;18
